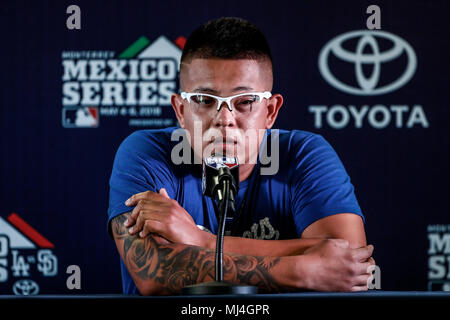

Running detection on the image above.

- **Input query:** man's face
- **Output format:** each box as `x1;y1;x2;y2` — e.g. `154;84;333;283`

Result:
172;58;282;167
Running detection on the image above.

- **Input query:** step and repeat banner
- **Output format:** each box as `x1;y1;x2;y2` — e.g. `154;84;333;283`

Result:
0;0;449;294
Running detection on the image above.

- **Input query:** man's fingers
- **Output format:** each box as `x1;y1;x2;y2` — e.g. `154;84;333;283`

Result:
353;273;371;287
124;190;170;227
123;188;175;236
125;189;170;207
125;191;151;206
351;270;372;292
351;285;368;292
129;211;145;234
123;216;132;227
125;190;160;206
355;262;373;275
139;220;165;238
125;203;142;228
159;188;170;199
124;203;143;227
352;245;374;262
128;200;151;227
128;209;167;234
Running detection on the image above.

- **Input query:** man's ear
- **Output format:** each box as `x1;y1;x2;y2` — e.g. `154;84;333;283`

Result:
265;94;283;129
171;93;185;128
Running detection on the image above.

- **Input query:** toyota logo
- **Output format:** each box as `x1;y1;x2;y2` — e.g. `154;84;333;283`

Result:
12;279;40;296
318;30;417;95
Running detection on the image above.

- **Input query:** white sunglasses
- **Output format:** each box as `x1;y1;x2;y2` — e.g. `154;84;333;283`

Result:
180;91;272;113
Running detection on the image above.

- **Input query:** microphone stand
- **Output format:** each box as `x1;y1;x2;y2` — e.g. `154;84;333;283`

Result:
181;175;257;295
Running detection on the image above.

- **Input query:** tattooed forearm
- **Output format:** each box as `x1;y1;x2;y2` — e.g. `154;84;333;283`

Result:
112;213;284;294
112;213;128;236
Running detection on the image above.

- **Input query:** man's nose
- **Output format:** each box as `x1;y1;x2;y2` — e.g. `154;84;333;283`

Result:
213;102;235;127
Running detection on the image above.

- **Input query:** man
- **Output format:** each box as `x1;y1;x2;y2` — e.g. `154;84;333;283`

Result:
107;17;374;295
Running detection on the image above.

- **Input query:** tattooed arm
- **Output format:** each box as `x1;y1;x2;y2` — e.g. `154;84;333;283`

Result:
111;212;307;295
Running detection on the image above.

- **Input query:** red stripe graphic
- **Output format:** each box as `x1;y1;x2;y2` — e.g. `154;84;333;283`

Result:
88;107;98;119
7;213;54;248
174;36;186;50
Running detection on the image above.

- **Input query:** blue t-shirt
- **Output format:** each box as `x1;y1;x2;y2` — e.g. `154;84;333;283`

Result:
107;127;363;294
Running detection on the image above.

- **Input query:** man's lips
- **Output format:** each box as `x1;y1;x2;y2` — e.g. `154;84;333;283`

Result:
206;138;238;156
208;137;237;145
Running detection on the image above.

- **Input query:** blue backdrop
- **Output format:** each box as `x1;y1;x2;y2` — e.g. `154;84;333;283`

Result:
0;0;449;294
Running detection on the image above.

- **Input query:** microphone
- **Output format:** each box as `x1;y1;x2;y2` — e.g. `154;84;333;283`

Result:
202;156;239;282
180;156;257;295
202;156;239;212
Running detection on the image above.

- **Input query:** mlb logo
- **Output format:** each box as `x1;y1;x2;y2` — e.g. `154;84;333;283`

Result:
62;107;99;128
205;157;238;169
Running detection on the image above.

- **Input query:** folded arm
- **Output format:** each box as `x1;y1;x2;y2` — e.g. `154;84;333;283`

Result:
123;190;368;257
218;213;368;256
113;211;373;295
112;212;305;295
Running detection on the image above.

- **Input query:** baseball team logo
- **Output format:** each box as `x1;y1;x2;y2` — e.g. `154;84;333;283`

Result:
0;213;58;295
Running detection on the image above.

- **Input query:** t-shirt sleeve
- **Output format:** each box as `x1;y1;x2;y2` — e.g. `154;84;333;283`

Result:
107;130;175;237
290;133;364;236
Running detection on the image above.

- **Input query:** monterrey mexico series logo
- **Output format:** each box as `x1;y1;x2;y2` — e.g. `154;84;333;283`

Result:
0;213;58;295
61;35;185;128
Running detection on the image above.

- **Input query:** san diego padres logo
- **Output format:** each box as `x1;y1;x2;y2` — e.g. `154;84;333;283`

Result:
319;30;417;95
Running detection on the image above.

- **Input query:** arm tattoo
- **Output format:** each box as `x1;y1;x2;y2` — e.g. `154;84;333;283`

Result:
112;213;283;294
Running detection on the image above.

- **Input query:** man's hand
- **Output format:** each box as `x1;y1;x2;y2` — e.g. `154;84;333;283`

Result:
301;239;375;292
123;188;213;247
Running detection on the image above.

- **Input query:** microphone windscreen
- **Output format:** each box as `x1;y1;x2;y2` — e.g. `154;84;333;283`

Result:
202;157;239;197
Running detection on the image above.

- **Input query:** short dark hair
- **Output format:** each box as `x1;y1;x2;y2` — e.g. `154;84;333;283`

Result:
181;17;273;65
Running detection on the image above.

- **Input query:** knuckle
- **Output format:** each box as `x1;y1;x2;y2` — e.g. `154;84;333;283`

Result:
167;223;176;235
135;201;143;211
168;200;178;211
344;277;354;291
130;210;139;220
144;220;152;229
167;214;176;225
135;204;143;216
350;264;360;276
136;215;144;226
349;251;358;262
343;262;356;277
